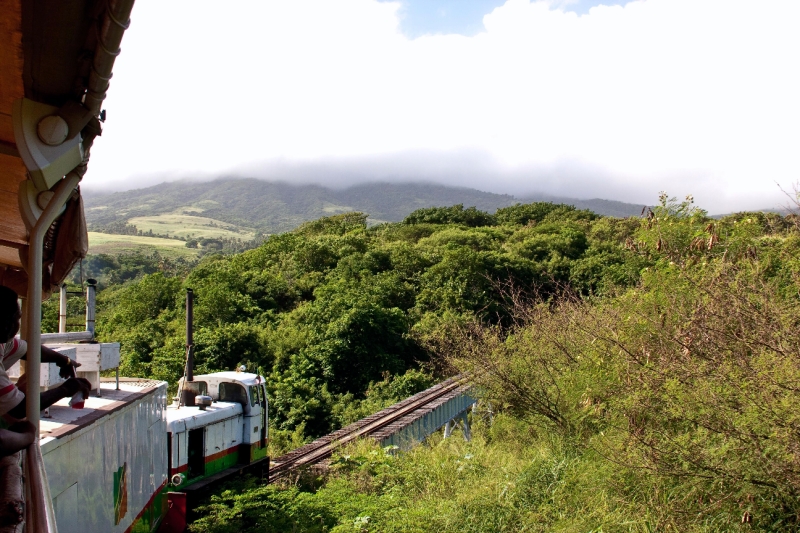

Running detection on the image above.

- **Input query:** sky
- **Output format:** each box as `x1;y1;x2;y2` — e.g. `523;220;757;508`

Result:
85;0;800;213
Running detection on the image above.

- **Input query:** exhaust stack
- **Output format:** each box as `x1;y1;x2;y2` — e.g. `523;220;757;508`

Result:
180;288;197;407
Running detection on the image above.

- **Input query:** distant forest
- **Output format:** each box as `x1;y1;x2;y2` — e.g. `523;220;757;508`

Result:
83;178;648;234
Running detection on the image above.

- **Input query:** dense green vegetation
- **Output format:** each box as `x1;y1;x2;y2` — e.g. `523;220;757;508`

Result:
88;200;639;440
59;192;800;531
185;196;800;532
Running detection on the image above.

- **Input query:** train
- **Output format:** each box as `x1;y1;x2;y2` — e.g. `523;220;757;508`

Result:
167;371;269;488
19;285;267;533
0;3;268;531
37;357;268;533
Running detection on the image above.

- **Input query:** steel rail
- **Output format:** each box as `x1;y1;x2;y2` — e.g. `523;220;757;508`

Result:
269;375;469;482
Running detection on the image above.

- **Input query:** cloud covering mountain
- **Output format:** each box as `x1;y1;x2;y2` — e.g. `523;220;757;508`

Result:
87;0;799;213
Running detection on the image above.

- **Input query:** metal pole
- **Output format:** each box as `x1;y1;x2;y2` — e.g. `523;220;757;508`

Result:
180;288;196;407
186;288;193;382
18;298;27;377
85;278;96;337
23;172;80;533
25;172;82;427
58;284;67;333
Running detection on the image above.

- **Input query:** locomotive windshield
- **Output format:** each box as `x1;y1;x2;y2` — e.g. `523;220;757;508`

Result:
218;382;248;405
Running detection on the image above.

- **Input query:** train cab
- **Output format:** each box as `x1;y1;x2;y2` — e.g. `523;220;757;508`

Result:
165;372;268;487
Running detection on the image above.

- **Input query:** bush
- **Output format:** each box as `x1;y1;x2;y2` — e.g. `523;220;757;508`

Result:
437;261;800;528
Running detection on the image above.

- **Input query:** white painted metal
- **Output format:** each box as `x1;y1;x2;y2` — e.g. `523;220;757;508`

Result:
24;171;83;426
6;346;75;388
376;391;476;450
41;331;93;343
41;381;168;533
45;342;120;391
58;285;67;333
167;402;242;433
12;99;84;193
22;169;76;529
167;403;242;474
84;282;96;336
52;483;78;533
193;372;264;391
167;373;267;476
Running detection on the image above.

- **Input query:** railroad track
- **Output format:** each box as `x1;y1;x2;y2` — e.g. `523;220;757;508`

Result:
268;374;470;482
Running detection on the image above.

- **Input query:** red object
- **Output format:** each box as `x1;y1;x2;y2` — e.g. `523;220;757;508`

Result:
158;492;187;533
69;391;85;409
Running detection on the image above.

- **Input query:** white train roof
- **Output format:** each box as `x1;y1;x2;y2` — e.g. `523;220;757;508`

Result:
166;401;243;432
192;372;265;387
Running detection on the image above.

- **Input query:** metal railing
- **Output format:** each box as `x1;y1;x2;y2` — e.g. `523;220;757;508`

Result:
43;279;97;343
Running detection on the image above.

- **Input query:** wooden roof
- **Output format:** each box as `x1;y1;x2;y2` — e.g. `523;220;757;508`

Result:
0;0;28;265
0;0;133;274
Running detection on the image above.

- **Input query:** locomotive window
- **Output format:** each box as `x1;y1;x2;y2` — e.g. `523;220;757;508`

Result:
249;386;259;407
184;380;207;396
218;382;247;405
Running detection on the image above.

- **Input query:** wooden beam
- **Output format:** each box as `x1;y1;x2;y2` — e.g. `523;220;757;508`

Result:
0;153;29;246
0;0;24;118
0;112;15;145
0;243;23;268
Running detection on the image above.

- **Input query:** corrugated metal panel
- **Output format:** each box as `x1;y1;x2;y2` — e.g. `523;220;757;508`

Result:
42;383;168;532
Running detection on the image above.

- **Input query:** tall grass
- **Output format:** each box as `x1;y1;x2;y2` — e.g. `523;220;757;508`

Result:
192;413;763;533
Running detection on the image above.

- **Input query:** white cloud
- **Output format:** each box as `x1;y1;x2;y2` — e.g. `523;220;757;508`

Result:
86;0;800;212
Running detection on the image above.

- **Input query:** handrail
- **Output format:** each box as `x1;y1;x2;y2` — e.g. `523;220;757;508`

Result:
41;331;94;343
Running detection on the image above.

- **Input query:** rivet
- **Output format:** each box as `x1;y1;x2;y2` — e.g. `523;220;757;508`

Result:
37;115;69;146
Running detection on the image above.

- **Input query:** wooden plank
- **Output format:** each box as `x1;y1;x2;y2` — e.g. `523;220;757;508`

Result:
0;1;24;118
0;153;26;192
0;113;14;145
0;203;27;246
0;244;23;267
0;153;28;246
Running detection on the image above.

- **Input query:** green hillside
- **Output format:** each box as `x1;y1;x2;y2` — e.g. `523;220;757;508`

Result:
83;179;648;236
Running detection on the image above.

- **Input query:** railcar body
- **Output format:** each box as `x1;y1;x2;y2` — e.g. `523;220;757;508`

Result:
37;379;169;533
166;372;269;490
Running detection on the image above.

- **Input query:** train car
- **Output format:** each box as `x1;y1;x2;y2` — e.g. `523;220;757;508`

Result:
32;362;269;532
35;375;169;533
166;372;269;490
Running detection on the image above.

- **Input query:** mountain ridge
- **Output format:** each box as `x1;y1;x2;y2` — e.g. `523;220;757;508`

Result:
83;178;650;235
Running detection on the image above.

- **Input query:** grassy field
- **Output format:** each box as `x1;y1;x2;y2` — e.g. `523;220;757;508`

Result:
88;232;198;259
128;214;255;241
321;202;355;214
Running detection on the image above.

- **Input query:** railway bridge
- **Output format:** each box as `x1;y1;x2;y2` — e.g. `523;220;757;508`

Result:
180;375;477;509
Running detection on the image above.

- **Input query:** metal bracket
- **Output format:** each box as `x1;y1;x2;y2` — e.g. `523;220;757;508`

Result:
12;98;84;192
